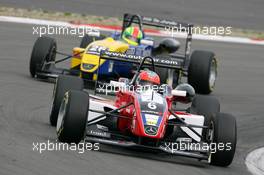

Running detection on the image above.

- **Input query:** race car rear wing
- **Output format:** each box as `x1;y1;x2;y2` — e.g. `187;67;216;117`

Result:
122;13;193;69
122;13;193;32
92;51;185;94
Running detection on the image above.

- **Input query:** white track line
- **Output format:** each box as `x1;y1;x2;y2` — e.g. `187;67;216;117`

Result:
245;147;264;175
0;16;264;45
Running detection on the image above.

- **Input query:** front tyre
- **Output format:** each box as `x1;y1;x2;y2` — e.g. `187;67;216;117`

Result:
190;95;220;139
57;90;89;143
49;75;84;126
30;36;56;77
210;113;237;166
188;50;217;94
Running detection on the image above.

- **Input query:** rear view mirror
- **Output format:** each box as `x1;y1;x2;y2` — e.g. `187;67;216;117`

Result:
171;90;186;97
140;39;154;46
118;78;129;84
86;29;100;37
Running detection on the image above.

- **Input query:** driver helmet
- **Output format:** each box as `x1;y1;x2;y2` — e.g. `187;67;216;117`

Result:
122;26;143;46
136;70;160;87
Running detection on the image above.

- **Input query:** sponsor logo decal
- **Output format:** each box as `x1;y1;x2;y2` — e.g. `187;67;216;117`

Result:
102;51;179;66
144;125;158;135
143;114;161;126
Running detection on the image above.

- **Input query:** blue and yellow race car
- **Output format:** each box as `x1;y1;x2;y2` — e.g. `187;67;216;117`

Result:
29;13;217;94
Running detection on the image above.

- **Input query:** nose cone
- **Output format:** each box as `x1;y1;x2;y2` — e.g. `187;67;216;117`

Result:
132;91;168;139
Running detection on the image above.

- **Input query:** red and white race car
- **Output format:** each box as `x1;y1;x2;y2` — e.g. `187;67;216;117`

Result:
50;55;236;167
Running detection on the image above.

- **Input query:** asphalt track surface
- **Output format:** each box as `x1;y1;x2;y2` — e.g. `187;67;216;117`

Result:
0;21;264;175
0;0;264;30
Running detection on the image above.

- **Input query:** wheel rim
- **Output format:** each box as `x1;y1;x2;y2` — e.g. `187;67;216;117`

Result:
56;92;68;133
39;44;56;72
49;79;58;121
49;45;56;62
207;121;215;163
172;70;180;89
209;59;217;90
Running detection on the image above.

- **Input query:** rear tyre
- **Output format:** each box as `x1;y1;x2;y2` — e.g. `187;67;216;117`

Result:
57;90;89;143
49;75;84;126
80;35;105;48
156;68;179;88
156;67;168;84
30;36;57;77
190;95;220;139
210;113;237;167
188;50;217;94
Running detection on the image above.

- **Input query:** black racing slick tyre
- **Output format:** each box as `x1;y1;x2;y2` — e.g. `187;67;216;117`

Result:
156;68;179;88
191;96;220;115
80;34;105;48
210;113;237;167
188;50;217;94
49;75;84;126
30;36;56;77
190;95;220;139
156;67;168;84
56;90;89;143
